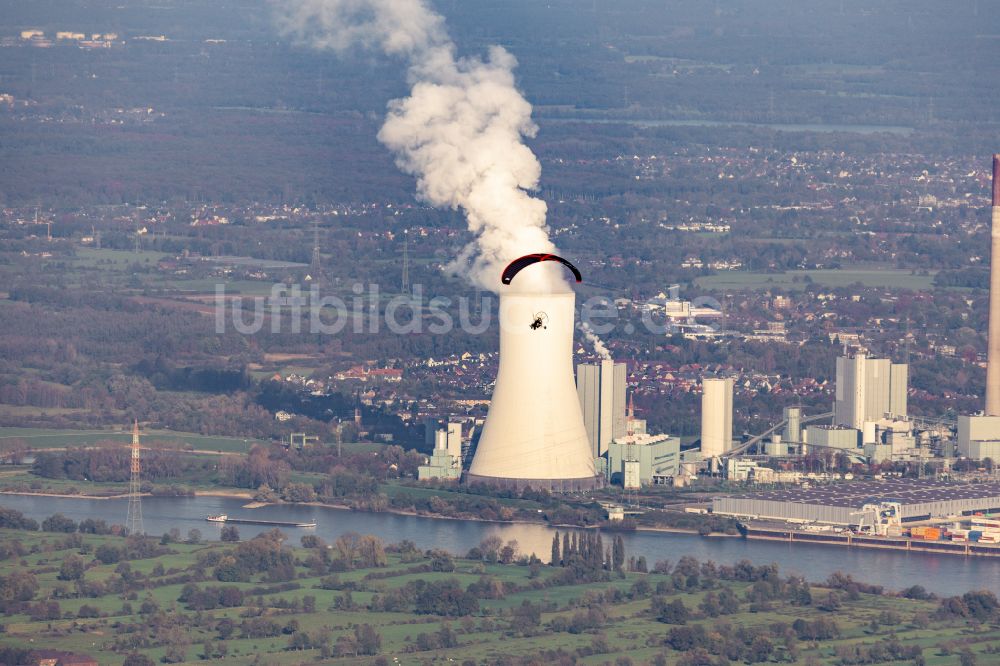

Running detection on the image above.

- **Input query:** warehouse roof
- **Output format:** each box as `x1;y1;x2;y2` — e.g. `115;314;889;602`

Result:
721;479;1000;509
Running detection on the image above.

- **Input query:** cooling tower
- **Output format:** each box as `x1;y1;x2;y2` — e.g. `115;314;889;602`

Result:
987;154;1000;415
467;292;603;491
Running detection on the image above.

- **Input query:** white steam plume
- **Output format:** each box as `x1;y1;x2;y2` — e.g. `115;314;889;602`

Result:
579;322;612;361
276;0;565;293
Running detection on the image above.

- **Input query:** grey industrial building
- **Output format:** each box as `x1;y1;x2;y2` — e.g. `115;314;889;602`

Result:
957;414;1000;461
712;479;1000;525
606;433;680;487
805;424;861;450
834;353;908;429
577;360;626;458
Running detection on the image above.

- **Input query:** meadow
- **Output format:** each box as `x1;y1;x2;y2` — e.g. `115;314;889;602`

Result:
695;268;937;292
0;521;997;665
0;427;267;453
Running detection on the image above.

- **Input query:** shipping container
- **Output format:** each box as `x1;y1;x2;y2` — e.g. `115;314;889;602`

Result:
971;518;1000;530
911;526;941;540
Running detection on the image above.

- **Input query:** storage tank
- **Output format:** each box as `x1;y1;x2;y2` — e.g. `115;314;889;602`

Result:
783;407;801;444
765;434;784;457
466;291;602;491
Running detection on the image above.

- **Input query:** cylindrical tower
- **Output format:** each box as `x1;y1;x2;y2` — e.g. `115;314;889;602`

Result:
700;377;734;458
987;154;1000;415
782;406;801;444
467;292;602;491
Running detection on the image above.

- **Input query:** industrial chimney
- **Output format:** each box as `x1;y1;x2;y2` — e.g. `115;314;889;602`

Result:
957;156;1000;460
467;291;603;491
987;155;1000;416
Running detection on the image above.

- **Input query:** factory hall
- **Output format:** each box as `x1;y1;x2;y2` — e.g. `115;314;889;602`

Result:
713;479;1000;526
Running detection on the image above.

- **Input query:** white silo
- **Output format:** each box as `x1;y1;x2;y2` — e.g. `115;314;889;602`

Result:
782;406;802;444
700;377;734;458
467;291;602;491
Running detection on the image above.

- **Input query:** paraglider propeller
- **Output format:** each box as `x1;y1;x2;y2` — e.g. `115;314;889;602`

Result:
530;312;548;330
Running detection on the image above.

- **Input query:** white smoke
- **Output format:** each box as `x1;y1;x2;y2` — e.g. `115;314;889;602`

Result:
276;0;565;293
579;322;612;361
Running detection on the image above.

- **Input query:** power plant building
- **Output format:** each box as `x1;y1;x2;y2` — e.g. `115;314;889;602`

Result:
424;419;462;459
805;425;861;451
834;353;908;430
957;415;1000;461
700;377;734;458
764;435;786;457
863;442;894;463
606;433;680;488
418;443;461;481
712;479;1000;525
467;291;602;491
418;422;463;481
577;360;627;458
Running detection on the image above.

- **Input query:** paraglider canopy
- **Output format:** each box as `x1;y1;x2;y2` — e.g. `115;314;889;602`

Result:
501;253;582;286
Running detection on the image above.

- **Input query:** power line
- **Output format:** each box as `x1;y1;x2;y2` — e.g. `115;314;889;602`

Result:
401;230;410;295
311;219;322;272
125;420;144;535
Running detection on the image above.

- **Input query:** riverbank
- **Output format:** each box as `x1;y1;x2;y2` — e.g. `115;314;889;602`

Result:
0;490;126;500
2;493;999;595
195;489;253;499
0;488;258;501
745;524;1000;559
255;498;584;529
0;487;738;537
636;525;740;538
235;497;729;536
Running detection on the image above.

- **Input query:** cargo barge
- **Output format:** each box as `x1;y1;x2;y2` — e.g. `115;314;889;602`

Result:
206;515;316;528
742;523;1000;558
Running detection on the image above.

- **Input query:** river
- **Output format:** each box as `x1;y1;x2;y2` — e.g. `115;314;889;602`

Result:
3;494;997;597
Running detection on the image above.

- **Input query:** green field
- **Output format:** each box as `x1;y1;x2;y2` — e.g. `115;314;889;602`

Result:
0;467;128;496
0;523;997;665
0;405;93;418
0;436;393;500
695;267;937;291
72;247;169;268
0;427;267;453
38;248;299;296
159;278;282;295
